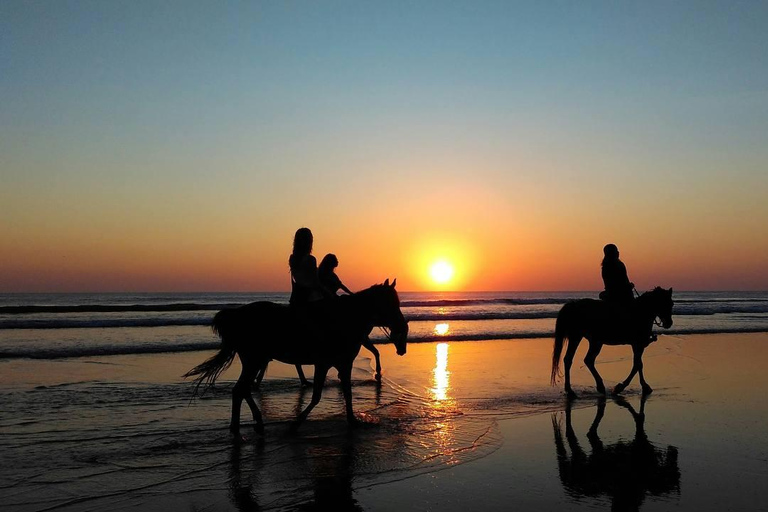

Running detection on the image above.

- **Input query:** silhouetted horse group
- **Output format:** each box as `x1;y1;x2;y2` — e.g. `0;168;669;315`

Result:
187;282;674;435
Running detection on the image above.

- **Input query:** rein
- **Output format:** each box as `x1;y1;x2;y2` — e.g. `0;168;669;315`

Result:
351;286;395;341
635;287;664;327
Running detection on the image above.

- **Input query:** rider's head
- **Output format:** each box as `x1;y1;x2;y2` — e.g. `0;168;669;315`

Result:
292;227;313;257
603;243;619;259
319;253;338;273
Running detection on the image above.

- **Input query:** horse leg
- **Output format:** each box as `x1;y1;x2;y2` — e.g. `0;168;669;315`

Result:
338;363;359;426
295;365;311;387
254;361;268;388
362;337;381;381
293;365;330;430
231;362;263;435
243;363;265;433
563;399;580;453
587;396;606;445
636;346;653;395
584;341;606;394
563;335;582;399
613;344;646;395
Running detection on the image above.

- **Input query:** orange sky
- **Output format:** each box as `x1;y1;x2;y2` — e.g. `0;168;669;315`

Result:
2;3;767;292
2;169;767;292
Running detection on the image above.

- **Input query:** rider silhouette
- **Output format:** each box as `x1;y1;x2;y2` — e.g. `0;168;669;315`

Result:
318;253;385;380
288;227;330;385
599;244;635;305
289;228;327;305
318;253;353;297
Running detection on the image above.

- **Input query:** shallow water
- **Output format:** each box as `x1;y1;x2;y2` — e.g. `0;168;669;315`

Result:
1;334;767;511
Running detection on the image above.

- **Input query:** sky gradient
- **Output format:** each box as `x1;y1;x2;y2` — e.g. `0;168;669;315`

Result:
2;1;767;292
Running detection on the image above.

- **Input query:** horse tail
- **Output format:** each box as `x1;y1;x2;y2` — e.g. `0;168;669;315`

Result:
551;302;572;386
184;308;239;396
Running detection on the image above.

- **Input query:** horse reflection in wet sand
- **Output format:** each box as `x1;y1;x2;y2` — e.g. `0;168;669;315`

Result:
552;396;680;512
185;280;408;436
551;287;674;399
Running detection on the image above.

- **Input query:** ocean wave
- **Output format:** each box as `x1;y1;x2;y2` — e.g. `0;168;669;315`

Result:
3;297;768;317
2;327;766;360
0;303;245;314
400;298;570;307
3;305;768;329
0;298;566;313
0;342;221;360
0;318;214;329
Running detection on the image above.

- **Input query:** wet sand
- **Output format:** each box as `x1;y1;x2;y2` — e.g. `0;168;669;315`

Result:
1;333;767;511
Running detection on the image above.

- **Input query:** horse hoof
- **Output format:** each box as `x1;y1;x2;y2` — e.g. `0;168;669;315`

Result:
612;384;626;395
253;423;264;434
642;386;653;395
566;390;578;400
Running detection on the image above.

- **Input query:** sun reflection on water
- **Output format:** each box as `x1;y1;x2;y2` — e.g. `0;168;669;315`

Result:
432;343;450;401
434;323;450;336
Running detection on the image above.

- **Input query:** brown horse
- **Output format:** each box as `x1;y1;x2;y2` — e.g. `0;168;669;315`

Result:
185;280;408;435
551;287;674;399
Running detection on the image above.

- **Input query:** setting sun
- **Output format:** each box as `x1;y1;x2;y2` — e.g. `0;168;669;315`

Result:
429;260;455;285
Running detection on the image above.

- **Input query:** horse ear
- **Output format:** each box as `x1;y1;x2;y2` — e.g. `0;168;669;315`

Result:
384;278;390;287
392;278;397;288
669;287;673;295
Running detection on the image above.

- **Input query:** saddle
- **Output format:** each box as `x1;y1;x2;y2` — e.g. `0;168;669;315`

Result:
600;298;657;345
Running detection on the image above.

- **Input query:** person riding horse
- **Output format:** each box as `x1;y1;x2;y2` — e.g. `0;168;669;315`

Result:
288;228;333;385
599;243;657;343
599;244;635;305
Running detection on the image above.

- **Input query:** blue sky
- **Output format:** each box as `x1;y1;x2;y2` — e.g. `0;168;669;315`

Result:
2;1;767;291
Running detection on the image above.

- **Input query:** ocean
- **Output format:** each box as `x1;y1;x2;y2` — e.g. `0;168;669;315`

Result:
2;290;768;510
2;290;768;360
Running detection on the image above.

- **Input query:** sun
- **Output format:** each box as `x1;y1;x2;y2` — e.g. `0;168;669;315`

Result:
429;260;454;285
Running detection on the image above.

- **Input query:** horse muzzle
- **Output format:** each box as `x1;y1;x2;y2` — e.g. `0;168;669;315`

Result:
662;318;673;329
392;321;409;356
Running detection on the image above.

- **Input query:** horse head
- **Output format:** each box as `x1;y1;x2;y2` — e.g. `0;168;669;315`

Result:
651;287;674;329
365;279;408;355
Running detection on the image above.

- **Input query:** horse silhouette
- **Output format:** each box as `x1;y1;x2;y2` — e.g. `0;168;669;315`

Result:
551;287;674;398
253;335;384;388
552;396;680;512
185;280;408;435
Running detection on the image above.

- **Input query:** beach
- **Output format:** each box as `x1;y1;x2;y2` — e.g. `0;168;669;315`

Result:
2;332;767;511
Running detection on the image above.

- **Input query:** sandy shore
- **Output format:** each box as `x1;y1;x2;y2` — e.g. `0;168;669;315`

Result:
1;333;767;511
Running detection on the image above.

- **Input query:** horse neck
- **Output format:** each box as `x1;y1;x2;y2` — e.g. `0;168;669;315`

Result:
635;292;660;320
343;287;381;324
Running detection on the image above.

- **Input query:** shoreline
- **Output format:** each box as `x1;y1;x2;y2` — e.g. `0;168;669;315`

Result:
3;328;768;362
1;333;767;511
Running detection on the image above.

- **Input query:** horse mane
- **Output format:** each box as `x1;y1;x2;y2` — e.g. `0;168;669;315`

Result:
349;283;397;302
638;286;665;299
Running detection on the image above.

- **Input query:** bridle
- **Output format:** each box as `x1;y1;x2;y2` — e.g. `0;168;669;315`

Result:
635;286;667;328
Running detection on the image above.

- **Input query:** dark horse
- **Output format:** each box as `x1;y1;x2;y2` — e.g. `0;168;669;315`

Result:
185;279;408;434
551;287;674;399
552;396;680;512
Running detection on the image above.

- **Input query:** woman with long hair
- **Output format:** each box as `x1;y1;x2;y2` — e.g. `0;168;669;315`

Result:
288;227;325;305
